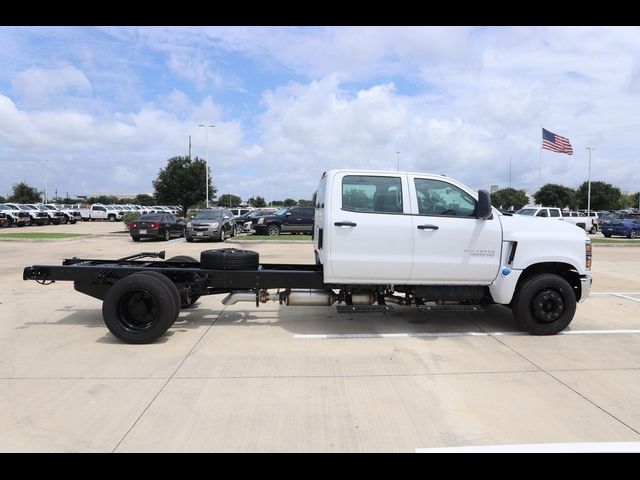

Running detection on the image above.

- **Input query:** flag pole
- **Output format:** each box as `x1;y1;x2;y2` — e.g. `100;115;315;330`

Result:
539;125;543;191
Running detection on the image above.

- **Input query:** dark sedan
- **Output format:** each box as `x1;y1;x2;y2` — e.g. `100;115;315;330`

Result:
130;213;186;241
252;206;314;236
602;218;640;238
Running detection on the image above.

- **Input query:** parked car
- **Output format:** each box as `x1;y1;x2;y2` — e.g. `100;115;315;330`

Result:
252;206;315;236
185;208;236;242
234;208;277;233
129;213;186;241
0;203;30;226
229;207;252;217
601;218;640;238
18;204;50;226
578;210;599;234
0;212;7;228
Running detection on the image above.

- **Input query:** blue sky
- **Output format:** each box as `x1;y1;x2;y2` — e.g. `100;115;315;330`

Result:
1;26;640;202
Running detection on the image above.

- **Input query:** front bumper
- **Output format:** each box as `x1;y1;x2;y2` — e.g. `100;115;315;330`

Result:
186;228;223;240
579;274;592;303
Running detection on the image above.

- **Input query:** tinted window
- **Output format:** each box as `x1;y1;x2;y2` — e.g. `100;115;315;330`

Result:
194;211;223;220
536;210;548;217
516;208;536;216
414;178;476;217
549;209;561;217
139;214;164;221
342;175;402;214
316;175;326;208
301;208;314;218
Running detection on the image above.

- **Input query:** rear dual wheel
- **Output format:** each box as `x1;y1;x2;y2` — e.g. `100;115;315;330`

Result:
102;271;181;344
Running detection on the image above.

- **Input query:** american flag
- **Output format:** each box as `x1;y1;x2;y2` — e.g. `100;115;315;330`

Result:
542;128;573;155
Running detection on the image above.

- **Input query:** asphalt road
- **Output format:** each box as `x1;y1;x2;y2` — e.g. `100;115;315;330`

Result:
1;221;640;452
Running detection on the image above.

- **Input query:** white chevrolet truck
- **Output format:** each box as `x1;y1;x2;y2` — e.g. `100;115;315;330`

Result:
23;168;592;344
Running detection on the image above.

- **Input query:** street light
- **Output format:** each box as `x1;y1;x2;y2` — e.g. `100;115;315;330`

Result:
396;151;400;171
198;124;215;208
586;147;594;218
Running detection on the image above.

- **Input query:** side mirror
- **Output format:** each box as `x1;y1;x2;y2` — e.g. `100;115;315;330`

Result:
476;190;492;219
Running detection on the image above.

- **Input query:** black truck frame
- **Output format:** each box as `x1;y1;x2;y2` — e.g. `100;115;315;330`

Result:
23;248;337;344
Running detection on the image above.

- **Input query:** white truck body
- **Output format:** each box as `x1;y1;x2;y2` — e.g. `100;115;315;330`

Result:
79;204;124;222
312;169;591;333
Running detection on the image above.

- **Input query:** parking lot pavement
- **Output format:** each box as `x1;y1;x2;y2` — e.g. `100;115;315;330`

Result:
1;227;640;452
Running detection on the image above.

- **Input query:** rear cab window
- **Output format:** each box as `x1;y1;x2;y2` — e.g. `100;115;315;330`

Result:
342;175;403;214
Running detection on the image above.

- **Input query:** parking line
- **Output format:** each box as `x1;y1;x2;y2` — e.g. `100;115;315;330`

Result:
612;294;640;303
416;442;640;453
294;329;640;340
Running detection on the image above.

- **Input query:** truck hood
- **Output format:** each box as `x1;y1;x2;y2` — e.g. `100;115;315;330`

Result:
500;214;588;242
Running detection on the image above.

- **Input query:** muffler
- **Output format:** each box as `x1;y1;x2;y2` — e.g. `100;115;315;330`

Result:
221;289;339;306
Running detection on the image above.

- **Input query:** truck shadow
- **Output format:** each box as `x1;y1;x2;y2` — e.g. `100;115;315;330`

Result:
26;303;521;342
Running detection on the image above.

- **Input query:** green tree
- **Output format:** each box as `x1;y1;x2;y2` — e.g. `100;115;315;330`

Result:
490;188;529;210
133;194;156;206
153;156;216;216
343;188;370;210
248;196;267;207
283;198;297;207
218;193;242;207
8;182;42;203
576;181;624;210
297;199;313;207
271;200;284;206
311;191;317;206
533;184;577;209
0;195;6;203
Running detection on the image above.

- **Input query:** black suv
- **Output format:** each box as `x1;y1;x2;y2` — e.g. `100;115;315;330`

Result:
252;206;314;236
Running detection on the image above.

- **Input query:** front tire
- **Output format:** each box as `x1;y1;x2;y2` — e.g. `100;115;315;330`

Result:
603;233;612;238
267;224;280;236
102;272;179;344
589;225;597;234
164;229;171;241
629;229;637;239
512;273;577;335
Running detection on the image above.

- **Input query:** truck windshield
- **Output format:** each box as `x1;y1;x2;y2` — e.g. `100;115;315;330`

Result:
515;208;537;216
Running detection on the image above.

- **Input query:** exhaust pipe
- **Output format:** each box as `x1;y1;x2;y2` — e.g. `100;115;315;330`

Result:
221;289;339;306
221;291;256;305
285;289;339;306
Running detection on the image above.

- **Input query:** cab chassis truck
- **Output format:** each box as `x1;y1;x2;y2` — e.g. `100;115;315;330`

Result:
23;169;592;344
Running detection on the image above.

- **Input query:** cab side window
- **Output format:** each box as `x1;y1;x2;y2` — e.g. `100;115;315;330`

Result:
549;209;561;218
342;176;403;214
536;210;548;217
414;178;476;217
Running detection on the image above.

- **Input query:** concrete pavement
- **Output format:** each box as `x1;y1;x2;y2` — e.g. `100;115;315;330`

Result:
1;220;640;451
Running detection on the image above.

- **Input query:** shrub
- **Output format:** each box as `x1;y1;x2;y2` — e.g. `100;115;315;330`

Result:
122;211;141;230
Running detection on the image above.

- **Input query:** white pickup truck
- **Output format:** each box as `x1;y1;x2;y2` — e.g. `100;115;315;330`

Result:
23;168;593;343
79;204;123;222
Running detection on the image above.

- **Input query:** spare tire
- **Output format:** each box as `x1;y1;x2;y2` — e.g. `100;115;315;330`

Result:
200;248;259;270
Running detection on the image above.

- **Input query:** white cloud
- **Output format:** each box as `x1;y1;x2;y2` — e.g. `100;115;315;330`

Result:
11;63;91;107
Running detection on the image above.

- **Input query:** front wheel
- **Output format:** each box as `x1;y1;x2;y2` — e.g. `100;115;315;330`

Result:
589;225;597;234
629;229;637;239
512;273;576;335
164;229;171;241
267;224;280;236
219;229;226;242
108;215;116;222
603;233;612;238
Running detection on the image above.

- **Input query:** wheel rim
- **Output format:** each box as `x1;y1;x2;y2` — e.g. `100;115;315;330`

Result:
631;230;637;238
268;226;279;236
165;230;170;240
531;288;565;323
116;289;159;333
221;230;225;240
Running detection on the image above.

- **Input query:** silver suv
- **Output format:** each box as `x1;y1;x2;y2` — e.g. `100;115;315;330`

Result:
185;208;236;242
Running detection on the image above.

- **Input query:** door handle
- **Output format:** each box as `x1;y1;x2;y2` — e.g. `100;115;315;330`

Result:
334;221;357;227
417;224;439;230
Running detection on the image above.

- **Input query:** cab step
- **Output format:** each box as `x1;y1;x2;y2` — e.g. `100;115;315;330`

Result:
336;305;394;313
417;305;484;312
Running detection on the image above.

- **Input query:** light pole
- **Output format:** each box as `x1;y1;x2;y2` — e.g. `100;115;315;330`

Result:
396;151;400;171
198;124;215;208
586;147;594;218
43;159;49;203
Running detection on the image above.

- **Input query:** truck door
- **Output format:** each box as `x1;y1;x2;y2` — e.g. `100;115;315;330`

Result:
282;207;303;232
409;176;502;284
327;173;413;283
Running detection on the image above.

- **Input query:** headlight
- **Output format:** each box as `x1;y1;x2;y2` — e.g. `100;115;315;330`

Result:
187;222;191;228
258;218;264;224
211;222;219;229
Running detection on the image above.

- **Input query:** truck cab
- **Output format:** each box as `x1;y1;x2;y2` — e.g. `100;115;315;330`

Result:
314;169;591;334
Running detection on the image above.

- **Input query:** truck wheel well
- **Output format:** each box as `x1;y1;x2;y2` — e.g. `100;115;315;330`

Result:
516;262;581;301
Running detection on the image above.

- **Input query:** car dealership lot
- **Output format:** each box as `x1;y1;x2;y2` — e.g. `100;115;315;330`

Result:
1;221;640;452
